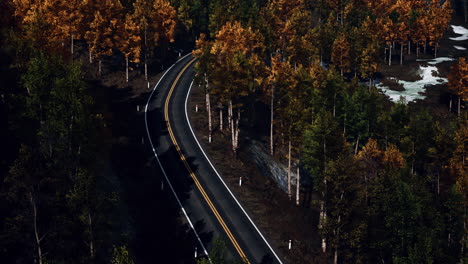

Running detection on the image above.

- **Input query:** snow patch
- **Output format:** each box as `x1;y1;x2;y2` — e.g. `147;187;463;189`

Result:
454;45;467;50
377;66;447;103
417;57;455;65
450;25;468;41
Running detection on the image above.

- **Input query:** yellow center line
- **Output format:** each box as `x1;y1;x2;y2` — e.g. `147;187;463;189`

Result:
164;58;250;263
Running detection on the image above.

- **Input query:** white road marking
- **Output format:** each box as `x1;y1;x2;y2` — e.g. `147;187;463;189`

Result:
185;80;284;264
144;54;211;262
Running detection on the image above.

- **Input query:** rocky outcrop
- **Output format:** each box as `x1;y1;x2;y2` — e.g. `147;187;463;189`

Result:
246;140;297;193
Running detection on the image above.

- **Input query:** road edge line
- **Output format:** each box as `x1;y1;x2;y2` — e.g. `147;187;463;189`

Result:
185;79;284;264
144;54;211;262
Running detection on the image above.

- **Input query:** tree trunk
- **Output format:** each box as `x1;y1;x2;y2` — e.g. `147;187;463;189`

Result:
434;42;438;58
205;75;212;142
384;48;387;63
458;96;461;117
343;113;346;136
228;101;232;130
229;100;240;155
333;92;337;117
71;34;74;55
145;63;148;81
465;0;467;22
270;85;274;155
207;92;212;143
354;134;360;154
400;44;403;65
449;97;452;113
219;104;223;131
288;139;292;199
461;205;466;264
408;40;411;55
424;40;427;55
88;211;95;259
388;44;392;66
144;26;148;80
89;44;93;63
98;60;102;76
320;199;327;253
30;192;43;264
296;167;300;205
125;56;129;83
235;110;240;154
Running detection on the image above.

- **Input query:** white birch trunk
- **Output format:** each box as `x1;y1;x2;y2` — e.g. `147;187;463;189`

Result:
288;140;292;199
333;93;336;117
230;100;236;154
270;85;274;155
296;167;300;205
30;192;43;264
235;110;240;150
219;104;223;131
228;101;232;130
354;134;360;155
126;56;129;83
144;26;148;80
449;97;452;113
320;198;327;253
205;75;212;142
207;92;212;143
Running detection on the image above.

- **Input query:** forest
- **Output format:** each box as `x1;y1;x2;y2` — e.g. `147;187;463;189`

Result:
0;0;467;264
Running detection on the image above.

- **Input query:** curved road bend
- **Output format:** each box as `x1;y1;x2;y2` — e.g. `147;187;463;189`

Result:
145;54;284;264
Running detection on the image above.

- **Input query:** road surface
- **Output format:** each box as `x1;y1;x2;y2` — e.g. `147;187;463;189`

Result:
145;54;284;264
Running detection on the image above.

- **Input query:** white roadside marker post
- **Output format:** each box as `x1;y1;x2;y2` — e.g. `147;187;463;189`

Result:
147;82;150;89
137;105;140;112
239;177;242;187
194;247;197;258
289;240;292;250
196;105;198;112
161;180;164;191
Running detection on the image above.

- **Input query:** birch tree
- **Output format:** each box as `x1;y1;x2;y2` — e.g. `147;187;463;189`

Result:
210;21;264;155
448;57;468;117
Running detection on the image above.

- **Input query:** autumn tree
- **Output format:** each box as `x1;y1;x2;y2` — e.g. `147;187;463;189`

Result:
193;33;215;142
116;14;141;83
84;0;124;76
331;31;351;76
427;0;452;58
209;21;264;155
448;57;468;117
132;0;176;80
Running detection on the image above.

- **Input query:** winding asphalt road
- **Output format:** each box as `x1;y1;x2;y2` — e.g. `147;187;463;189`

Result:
144;54;284;264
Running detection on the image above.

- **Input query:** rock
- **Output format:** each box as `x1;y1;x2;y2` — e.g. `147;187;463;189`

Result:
246;140;297;193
